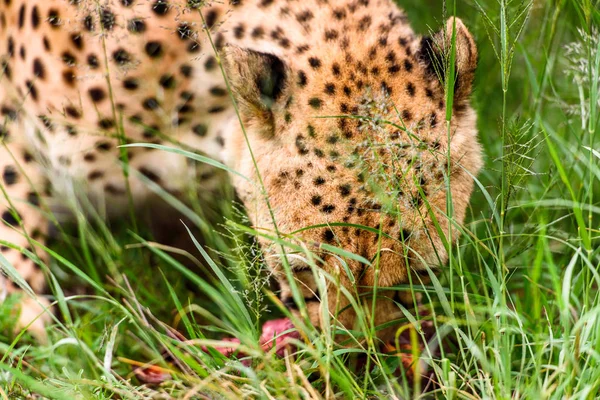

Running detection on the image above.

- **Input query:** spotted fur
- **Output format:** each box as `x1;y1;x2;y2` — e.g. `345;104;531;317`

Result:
0;0;481;341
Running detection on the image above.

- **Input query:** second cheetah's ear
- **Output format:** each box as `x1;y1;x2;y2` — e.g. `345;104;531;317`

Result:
418;17;478;112
223;46;290;137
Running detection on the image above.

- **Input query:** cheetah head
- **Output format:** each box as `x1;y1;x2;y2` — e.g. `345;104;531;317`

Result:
222;18;481;334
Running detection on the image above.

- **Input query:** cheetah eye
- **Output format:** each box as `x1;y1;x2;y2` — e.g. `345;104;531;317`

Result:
224;46;290;137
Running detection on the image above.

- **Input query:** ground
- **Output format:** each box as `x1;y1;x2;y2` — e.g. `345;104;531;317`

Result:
1;0;600;399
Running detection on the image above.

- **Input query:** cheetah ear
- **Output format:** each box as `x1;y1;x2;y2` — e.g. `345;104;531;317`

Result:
223;46;290;137
418;17;478;111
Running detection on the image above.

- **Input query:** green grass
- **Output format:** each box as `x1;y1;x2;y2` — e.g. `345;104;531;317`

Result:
2;0;600;398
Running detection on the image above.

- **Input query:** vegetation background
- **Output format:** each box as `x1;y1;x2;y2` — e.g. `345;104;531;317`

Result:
1;0;599;398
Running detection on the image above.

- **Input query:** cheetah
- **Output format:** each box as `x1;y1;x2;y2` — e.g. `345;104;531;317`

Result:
0;0;481;343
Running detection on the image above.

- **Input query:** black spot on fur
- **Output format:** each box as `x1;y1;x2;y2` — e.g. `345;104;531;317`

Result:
62;51;77;67
308;57;321;69
33;58;45;79
39;115;54;131
2;166;17;186
98;118;114;130
192;124;208;136
99;8;116;30
259;0;274;7
96;141;111;151
204;56;217;71
430;112;438;128
180;64;193;77
339;184;351;197
331;63;341;76
70;33;84;50
47;9;61;28
210;86;227;97
233;23;245;39
27;192;40;207
87;54;99;68
31;6;40;29
323;229;335;242
324;29;338;41
1;210;19;226
251;26;264;39
105;184;126;196
313;176;325;186
177;22;193;40
88;171;104;180
152;0;169;16
388;64;401;74
406;82;416;97
123;78;139;90
128;18;146;33
6;36;14;57
324;83;335;95
66;125;78;136
83;15;94;31
358;15;371;31
204;9;218;28
142;97;160;110
145;41;163;58
88;87;106;102
347;198;357;214
180;91;194;101
113;49;131;65
399;229;412;241
333;8;346;20
1;106;17;120
296;10;313;23
326;134;338;144
297;70;307;87
159;74;176;89
308;98;322;109
296;44;310;54
187;41;200;53
25;80;38;100
295;135;309;155
321;204;335;214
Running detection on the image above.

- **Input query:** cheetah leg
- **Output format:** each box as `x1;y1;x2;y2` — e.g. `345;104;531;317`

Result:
0;123;52;342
